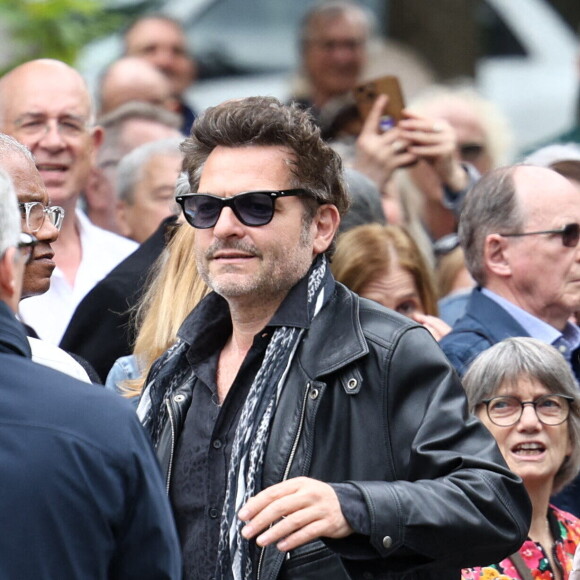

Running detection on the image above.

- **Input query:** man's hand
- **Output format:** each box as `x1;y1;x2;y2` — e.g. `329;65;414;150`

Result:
398;111;468;193
354;94;416;191
238;476;353;552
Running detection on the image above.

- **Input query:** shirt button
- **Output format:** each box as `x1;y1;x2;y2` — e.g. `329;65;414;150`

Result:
209;508;219;518
382;536;392;548
559;345;567;353
212;439;222;449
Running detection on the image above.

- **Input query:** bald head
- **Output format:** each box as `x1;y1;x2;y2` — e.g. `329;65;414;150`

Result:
0;59;94;126
0;59;102;207
98;57;174;116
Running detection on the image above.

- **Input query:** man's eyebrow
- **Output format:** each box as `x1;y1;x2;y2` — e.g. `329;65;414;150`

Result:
15;112;87;123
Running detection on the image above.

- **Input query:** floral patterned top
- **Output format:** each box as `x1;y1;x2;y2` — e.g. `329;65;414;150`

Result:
462;506;580;580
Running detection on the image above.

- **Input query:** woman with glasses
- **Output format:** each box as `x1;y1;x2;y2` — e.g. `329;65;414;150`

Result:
461;337;580;580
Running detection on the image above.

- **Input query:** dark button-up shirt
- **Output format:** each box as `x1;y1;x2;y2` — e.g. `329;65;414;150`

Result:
170;274;312;580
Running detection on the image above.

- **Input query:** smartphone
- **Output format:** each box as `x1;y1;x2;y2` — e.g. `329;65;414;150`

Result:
353;75;405;131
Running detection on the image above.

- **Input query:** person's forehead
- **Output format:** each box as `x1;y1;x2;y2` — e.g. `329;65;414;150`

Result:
142;151;182;180
119;119;181;151
0;153;47;203
309;11;368;39
199;145;293;192
2;66;92;121
127;19;186;48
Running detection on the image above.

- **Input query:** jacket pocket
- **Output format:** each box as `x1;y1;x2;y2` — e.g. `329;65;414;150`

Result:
279;540;352;580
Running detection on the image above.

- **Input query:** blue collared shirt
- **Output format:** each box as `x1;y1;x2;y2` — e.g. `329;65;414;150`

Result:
481;288;580;363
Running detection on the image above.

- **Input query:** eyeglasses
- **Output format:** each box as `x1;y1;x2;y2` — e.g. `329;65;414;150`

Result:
17;232;38;265
19;202;65;233
498;223;580;248
480;394;574;427
433;233;460;257
309;38;366;52
459;143;485;162
176;189;308;229
13;115;89;139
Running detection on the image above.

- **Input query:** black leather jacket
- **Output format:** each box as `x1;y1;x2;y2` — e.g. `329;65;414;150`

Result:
151;283;531;579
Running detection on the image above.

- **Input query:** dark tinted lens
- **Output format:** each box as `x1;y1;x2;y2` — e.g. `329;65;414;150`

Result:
234;192;275;226
459;143;485;161
562;224;580;248
186;195;221;228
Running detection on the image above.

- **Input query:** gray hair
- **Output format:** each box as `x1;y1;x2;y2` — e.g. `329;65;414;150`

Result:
0;168;20;257
300;1;375;49
174;171;190;198
116;137;183;204
409;83;515;168
0;132;34;164
462;337;580;494
458;165;523;285
97;102;181;165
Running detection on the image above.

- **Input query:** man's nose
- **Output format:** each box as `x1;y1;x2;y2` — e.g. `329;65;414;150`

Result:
213;206;245;238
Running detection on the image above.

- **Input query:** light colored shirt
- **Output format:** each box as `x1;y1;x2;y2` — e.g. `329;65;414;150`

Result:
482;288;580;362
28;337;92;383
19;209;137;345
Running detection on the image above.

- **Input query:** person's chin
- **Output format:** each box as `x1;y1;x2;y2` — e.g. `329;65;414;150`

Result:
21;275;52;299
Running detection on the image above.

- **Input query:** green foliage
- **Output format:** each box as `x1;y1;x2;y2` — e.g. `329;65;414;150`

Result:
0;0;159;74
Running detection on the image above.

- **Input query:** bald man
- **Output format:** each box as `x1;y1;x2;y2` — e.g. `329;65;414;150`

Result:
0;59;137;344
98;56;176;116
124;15;197;134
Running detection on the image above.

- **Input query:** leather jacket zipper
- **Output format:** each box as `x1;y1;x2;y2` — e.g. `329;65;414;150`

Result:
165;397;177;494
256;382;312;580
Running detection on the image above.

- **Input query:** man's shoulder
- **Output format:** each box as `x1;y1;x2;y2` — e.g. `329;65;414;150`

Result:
326;283;422;347
439;290;525;374
0;353;141;453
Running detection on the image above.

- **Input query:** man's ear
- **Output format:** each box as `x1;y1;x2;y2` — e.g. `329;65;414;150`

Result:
0;248;20;310
484;233;512;278
312;204;340;255
115;200;131;239
90;125;104;158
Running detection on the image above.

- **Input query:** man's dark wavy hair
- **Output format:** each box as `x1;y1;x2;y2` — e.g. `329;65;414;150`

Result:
181;96;350;218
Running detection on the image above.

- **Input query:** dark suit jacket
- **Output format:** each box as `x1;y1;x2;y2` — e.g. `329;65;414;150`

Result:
60;217;177;382
439;288;532;377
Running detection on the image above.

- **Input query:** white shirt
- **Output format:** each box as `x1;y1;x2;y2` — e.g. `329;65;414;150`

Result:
19;209;137;345
28;337;92;383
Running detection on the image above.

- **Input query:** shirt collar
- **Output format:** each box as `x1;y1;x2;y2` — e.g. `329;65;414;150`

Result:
481;288;580;350
178;260;332;348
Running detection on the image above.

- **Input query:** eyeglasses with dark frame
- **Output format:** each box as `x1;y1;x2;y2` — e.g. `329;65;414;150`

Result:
480;394;575;427
176;189;309;229
498;223;580;248
18;202;65;233
17;232;38;265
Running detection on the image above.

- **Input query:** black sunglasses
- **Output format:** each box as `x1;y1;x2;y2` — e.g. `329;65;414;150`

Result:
499;223;580;248
176;189;308;229
459;142;485;161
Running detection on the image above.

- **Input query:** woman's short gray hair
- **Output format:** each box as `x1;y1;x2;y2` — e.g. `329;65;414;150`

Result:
462;337;580;494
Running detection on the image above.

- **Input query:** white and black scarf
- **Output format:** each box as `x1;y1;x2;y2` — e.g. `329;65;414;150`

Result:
138;255;333;580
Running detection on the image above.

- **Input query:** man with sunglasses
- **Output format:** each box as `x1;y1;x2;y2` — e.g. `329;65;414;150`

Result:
440;163;580;516
138;96;530;580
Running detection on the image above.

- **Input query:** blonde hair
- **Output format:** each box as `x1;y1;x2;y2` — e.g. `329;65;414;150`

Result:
332;223;439;315
122;223;208;398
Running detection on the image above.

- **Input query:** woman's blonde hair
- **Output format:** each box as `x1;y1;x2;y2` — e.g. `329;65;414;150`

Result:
332;223;439;315
122;223;209;398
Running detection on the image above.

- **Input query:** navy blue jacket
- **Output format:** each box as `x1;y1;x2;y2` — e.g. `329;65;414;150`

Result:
0;301;181;579
439;288;532;377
